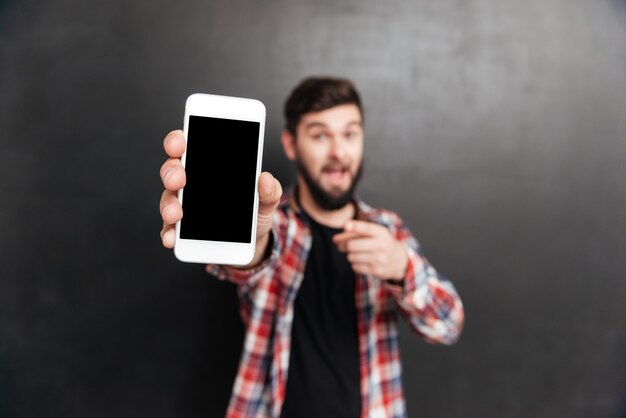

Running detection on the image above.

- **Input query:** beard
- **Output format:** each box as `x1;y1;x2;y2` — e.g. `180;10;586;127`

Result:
295;156;363;211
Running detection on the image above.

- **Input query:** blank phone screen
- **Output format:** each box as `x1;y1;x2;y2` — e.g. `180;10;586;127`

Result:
180;115;260;243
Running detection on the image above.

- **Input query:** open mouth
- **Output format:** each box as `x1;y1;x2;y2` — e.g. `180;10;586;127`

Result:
322;166;349;184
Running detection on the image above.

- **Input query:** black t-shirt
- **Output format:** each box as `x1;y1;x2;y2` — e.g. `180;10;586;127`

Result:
279;211;361;418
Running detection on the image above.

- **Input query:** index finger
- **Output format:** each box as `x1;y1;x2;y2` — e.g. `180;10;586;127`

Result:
163;130;186;158
344;220;380;237
333;230;362;245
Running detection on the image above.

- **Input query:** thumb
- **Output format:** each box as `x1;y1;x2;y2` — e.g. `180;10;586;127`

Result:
258;171;282;218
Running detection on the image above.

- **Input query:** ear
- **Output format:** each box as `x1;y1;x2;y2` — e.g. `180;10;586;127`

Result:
281;130;297;161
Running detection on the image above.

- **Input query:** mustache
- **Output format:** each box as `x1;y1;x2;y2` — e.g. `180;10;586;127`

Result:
321;162;351;171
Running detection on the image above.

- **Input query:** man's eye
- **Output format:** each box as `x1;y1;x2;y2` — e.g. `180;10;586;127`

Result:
313;133;328;140
346;131;359;139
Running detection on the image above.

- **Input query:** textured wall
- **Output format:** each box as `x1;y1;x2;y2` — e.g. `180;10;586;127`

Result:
1;0;625;417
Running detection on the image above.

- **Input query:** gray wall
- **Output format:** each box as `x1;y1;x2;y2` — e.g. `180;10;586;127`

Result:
1;0;625;417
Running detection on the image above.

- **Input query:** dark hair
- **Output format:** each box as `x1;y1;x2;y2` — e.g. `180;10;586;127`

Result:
284;77;363;136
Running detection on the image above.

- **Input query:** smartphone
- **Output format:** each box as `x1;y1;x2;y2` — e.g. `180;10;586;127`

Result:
174;93;265;265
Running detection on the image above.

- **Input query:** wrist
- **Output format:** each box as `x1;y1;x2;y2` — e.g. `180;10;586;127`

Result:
391;243;409;280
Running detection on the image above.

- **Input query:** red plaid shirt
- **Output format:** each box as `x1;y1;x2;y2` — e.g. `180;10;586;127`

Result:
208;189;464;418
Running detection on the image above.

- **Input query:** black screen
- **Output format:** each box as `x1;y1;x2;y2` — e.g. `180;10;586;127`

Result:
180;115;260;243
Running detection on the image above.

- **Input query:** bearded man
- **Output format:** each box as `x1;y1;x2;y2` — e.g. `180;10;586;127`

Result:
158;77;464;418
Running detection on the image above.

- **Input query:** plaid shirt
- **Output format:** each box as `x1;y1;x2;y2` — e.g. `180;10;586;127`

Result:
208;189;464;418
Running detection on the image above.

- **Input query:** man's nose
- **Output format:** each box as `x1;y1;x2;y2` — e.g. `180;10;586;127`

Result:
328;136;347;159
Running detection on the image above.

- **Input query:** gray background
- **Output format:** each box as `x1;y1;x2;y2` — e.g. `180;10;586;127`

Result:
1;0;625;417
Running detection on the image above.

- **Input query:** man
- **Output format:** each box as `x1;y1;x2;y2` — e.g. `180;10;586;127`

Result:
159;77;464;418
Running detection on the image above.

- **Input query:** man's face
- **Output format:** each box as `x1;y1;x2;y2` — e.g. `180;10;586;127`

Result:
286;104;364;210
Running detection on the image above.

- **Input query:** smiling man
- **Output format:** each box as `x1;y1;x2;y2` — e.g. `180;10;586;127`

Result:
159;77;464;418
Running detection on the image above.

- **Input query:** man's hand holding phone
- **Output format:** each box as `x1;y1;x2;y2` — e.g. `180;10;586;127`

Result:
159;130;282;268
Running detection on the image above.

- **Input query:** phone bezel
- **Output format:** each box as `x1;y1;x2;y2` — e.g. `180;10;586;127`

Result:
174;93;265;265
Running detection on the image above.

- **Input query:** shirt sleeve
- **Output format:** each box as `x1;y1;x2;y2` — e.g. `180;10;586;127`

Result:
205;225;281;287
383;215;465;345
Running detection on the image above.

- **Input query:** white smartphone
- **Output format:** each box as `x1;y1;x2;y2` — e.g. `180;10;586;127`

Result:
174;93;265;265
